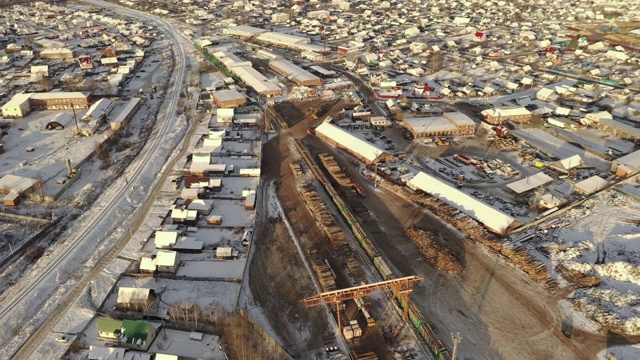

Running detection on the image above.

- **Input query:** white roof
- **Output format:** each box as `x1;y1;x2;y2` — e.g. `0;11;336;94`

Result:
156;250;179;266
230;65;282;95
270;59;320;83
0;175;38;194
506;172;554;194
112;98;141;123
30;91;88;100
2;93;33;110
444;112;475;127
117;287;153;304
216;247;233;257
405;116;457;133
481;106;531;118
155;230;179;248
187;199;213;212
224;25;268;37
257;31;308;45
408;172;517;234
83;98;113;120
575;176;608;194
212;89;245;103
315;122;388;163
139;256;156;271
615;149;640;169
553;155;584;171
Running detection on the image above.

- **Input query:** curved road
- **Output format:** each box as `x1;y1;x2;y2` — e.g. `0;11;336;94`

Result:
0;1;192;358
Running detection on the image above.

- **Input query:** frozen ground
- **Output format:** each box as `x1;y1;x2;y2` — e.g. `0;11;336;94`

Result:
0;108;113;198
177;259;246;280
529;185;640;335
103;277;240;313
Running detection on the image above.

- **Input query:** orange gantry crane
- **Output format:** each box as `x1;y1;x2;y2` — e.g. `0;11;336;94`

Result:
303;276;423;329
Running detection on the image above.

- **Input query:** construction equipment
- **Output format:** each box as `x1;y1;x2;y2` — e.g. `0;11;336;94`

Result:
304;276;422;333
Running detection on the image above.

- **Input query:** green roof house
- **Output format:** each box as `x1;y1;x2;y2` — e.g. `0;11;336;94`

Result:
96;318;160;351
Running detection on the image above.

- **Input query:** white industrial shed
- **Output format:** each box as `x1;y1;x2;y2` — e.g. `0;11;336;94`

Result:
407;172;519;235
230;66;282;96
506;172;554;194
269;59;322;86
314;122;392;163
256;32;310;47
223;25;268;37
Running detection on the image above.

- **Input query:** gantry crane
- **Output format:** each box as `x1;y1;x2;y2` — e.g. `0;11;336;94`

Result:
303;276;423;329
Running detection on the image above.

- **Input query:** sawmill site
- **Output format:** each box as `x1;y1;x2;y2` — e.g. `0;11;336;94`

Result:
241;98;631;360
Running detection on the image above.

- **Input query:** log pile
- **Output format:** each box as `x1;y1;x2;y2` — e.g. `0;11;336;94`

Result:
319;153;352;186
406;227;463;274
555;265;601;288
298;184;366;284
311;258;337;291
378;180;559;290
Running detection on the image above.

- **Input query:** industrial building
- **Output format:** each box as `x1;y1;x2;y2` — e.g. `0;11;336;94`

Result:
39;47;74;59
1;91;91;118
110;97;142;131
256;32;310;48
223;25;268;38
211;89;246;108
481;106;532;125
269;59;322;87
314;122;392;163
211;50;282;96
407;171;520;235
403;112;475;137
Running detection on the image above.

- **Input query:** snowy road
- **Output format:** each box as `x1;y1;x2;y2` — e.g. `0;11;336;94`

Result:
0;2;193;358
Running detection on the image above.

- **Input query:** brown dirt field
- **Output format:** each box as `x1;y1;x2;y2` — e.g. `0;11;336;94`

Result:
247;134;336;357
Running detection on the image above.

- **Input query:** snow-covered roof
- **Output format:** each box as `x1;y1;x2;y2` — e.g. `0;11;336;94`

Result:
506;172;554;194
82;98;113;121
481;106;532;118
553;154;584;171
315;122;389;163
156;250;179;266
405;116;457;133
614;149;640;170
230;65;282;95
269;59;321;84
117;287;153;304
0;175;38;194
575;176;608;194
407;172;518;235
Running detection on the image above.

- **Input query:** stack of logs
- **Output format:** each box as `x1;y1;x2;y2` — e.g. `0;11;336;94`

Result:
319;153;352;186
298;184;366;284
406;227;463;274
378;180;559;290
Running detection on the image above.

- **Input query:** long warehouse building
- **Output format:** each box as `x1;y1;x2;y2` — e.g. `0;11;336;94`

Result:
407;171;520;235
211;50;282;97
269;59;322;87
314;122;392;163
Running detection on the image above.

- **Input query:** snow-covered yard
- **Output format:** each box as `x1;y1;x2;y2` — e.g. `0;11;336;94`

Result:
530;186;640;335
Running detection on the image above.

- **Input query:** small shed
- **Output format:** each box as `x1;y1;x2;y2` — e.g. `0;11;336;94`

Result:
216;246;234;259
207;214;223;225
245;194;256;210
575;176;608;195
3;193;20;206
116;287;157;310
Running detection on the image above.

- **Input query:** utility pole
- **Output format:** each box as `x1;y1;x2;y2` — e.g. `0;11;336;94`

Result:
451;332;462;360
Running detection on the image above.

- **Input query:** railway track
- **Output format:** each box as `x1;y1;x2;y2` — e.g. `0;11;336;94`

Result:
0;2;191;358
